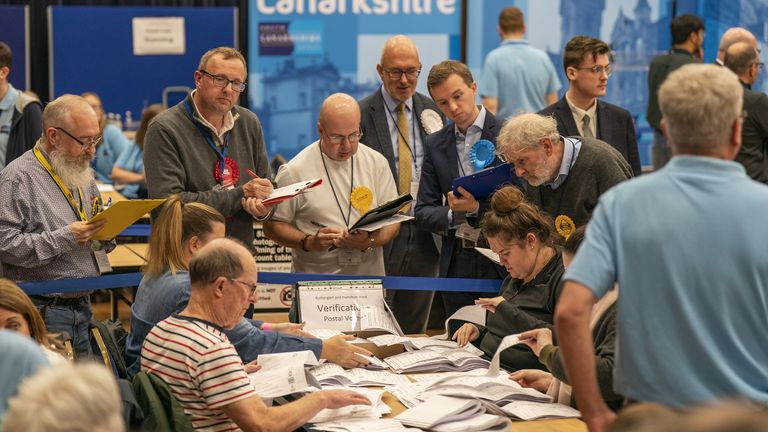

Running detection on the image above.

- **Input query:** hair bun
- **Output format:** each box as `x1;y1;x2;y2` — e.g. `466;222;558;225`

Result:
490;185;524;215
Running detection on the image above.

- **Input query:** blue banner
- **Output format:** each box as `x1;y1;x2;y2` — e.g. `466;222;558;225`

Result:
248;0;462;161
0;5;29;90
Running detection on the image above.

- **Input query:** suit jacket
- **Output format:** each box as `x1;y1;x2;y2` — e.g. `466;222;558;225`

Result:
539;96;641;176
414;111;522;278
738;82;768;183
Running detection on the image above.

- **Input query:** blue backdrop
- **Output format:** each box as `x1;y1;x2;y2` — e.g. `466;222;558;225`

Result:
0;5;29;90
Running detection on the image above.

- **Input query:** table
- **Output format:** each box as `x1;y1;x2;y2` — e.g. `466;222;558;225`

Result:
107;243;148;270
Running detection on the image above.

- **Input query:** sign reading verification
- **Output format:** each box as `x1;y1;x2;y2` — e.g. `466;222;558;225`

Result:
132;17;186;55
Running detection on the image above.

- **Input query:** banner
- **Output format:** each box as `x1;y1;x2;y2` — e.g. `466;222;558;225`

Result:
248;0;462;162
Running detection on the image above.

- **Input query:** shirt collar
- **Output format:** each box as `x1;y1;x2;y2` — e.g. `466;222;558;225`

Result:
0;83;18;110
565;93;597;120
381;86;413;113
189;90;238;138
454;106;486;138
501;39;529;47
545;136;577;189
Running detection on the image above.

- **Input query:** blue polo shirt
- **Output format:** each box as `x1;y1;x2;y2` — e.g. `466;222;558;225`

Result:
564;155;768;407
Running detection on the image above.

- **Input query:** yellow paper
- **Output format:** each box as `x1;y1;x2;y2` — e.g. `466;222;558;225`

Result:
88;199;166;240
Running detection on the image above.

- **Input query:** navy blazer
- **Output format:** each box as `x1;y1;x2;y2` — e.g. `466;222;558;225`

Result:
414;110;522;278
539;96;641;176
358;88;444;181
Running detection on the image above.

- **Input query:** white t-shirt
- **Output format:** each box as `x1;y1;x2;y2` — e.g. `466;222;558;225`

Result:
273;141;398;275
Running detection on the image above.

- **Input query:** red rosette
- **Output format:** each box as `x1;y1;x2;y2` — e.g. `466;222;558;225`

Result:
213;157;240;187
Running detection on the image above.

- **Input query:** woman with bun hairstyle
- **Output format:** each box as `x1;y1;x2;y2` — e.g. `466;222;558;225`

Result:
452;185;563;371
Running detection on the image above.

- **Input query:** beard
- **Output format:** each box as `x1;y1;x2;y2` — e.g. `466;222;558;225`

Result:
48;149;95;192
522;155;561;187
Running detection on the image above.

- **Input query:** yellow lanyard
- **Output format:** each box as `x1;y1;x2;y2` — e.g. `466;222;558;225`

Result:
33;145;87;221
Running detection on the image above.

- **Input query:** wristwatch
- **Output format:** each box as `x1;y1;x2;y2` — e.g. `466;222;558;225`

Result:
364;233;376;252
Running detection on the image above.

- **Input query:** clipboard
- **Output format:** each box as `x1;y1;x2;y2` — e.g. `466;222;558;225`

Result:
451;163;521;200
262;178;323;205
88;199;166;240
327;193;412;251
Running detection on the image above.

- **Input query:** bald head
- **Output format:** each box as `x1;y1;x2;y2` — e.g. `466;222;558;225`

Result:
377;35;421;103
718;27;758;61
318;93;359;126
42;94;97;133
379;35;418;65
317;93;361;160
724;41;760;84
189;237;254;288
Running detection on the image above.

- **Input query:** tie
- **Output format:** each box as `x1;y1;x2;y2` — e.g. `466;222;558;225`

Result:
396;103;412;210
582;114;594;139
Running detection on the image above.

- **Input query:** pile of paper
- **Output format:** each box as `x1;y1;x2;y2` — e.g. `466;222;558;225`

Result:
366;334;485;356
308;387;390;424
500;400;581;420
384;348;490;373
423;374;552;404
395;395;511;432
249;350;319;398
311;363;411;387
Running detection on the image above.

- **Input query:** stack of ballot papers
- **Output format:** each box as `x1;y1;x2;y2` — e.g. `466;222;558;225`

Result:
422;374;551;404
366;334;485;356
310;363;411;387
384;348;490;373
312;419;419;432
395;395;511;432
307;387;390;424
500;400;581;420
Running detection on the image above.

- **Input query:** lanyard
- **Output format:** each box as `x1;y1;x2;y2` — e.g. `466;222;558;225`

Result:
319;142;354;227
184;98;231;182
33;145;87;221
386;103;419;172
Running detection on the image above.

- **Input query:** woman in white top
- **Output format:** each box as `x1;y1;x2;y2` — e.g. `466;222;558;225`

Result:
0;279;68;365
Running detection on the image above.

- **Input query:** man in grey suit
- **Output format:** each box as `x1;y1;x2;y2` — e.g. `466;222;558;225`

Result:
358;35;445;333
540;36;641;176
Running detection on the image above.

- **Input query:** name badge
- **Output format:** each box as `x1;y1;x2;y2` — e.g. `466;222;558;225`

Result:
338;249;363;266
455;223;481;243
93;250;113;274
410;181;420;200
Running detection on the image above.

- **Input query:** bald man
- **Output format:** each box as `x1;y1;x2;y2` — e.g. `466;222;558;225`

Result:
716;27;758;66
264;93;400;275
358;35;444;333
724;41;768;182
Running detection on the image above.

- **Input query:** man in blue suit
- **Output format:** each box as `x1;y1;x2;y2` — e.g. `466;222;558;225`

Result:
358;35;445;333
539;36;641;176
415;60;523;318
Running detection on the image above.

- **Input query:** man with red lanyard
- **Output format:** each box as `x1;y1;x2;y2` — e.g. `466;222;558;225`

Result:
0;94;114;359
144;47;274;249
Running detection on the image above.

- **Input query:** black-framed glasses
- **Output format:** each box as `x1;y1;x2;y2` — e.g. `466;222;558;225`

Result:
54;127;102;149
228;277;258;296
575;64;613;77
382;67;421;81
325;129;363;145
199;69;247;92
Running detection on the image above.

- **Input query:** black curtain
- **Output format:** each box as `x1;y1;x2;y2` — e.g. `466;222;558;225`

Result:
0;0;248;106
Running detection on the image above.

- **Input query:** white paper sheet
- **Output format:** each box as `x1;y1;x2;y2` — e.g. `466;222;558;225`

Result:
474;247;501;265
486;333;522;376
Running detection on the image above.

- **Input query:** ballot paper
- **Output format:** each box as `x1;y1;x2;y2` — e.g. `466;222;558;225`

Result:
311;363;411;387
305;328;346;339
423;374;551;404
352;304;402;335
262;178;322;205
249;354;315;398
394;395;510;432
486;333;522;377
356;214;414;232
257;350;318;369
474;247;501;265
384;348;489;374
307;387;389;424
500;400;581;420
432;305;487;340
365;334;484;356
312;418;418;432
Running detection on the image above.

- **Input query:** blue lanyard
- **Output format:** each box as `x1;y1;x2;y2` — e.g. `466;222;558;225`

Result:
184;98;231;182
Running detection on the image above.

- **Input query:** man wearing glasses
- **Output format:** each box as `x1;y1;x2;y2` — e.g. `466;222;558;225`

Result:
0;94;115;359
264;93;399;276
358;35;444;334
539;36;641;176
724;41;768;183
144;47;274;251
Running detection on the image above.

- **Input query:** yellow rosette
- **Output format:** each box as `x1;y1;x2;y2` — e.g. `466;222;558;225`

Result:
350;186;373;214
555;215;576;240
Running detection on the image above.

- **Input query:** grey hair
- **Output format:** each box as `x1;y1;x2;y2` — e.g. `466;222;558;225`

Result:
42;94;94;132
189;237;250;286
497;113;560;154
4;362;124;432
659;64;743;152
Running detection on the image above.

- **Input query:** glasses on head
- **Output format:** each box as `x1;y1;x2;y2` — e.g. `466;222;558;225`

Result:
382;67;421;81
325;129;363;145
576;64;613;77
199;69;247;92
228;277;258;296
54;127;102;149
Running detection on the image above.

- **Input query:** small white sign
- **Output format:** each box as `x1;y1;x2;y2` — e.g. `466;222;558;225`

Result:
132;17;185;55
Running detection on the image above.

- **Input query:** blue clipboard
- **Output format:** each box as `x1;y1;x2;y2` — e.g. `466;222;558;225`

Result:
451;163;521;200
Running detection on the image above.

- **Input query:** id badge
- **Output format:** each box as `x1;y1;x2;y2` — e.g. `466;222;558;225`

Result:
93;250;113;274
338;249;363;266
455;223;481;243
410;181;419;200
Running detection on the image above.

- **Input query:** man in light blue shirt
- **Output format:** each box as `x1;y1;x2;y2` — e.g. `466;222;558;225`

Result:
479;7;561;120
556;64;768;432
0;330;49;417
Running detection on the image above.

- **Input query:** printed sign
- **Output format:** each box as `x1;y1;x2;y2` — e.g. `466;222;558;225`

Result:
132;17;185;55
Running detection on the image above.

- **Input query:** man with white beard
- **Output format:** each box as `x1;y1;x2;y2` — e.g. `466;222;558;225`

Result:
0;94;114;359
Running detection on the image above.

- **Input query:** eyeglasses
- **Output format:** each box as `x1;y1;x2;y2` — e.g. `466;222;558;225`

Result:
382;67;421;81
228;277;258;296
754;62;765;71
54;127;102;149
325;129;363;145
497;152;511;163
199;69;247;92
575;64;613;77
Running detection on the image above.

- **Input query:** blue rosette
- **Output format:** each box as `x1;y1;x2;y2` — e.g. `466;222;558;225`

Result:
469;139;496;171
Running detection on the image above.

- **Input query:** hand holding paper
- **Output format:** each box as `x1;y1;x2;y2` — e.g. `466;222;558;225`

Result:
518;327;554;357
451;323;480;347
508;369;553;393
71;219;107;245
475;296;506;313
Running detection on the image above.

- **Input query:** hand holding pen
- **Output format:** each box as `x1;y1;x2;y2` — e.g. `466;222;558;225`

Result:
243;168;273;199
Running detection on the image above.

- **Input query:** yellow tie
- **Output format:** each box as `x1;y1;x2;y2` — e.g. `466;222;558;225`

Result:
396;103;412;210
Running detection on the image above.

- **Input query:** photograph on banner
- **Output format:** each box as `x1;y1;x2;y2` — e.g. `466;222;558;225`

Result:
248;0;462;162
466;0;768;168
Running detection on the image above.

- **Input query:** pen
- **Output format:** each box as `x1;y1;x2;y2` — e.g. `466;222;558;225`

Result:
310;220;326;228
246;169;259;179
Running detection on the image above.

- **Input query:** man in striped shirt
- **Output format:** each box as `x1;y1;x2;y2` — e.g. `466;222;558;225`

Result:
142;238;370;431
